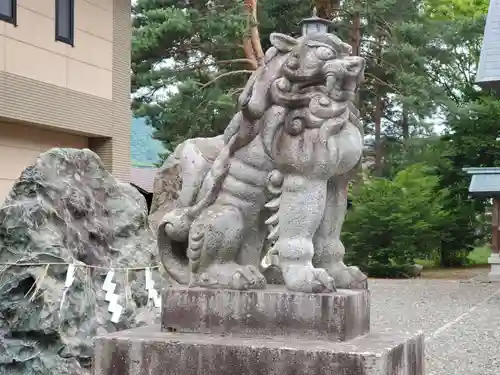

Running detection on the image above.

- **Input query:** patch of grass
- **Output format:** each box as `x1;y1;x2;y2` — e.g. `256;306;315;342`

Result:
467;245;491;265
415;245;491;269
415;258;438;268
420;266;488;280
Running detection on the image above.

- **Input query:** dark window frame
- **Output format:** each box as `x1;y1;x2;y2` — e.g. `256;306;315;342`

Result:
0;0;17;26
55;0;74;46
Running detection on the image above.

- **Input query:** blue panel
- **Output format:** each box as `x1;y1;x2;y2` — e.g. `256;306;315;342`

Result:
464;167;500;175
469;174;500;194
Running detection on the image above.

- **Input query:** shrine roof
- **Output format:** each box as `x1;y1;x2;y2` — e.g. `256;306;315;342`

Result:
463;167;500;197
476;0;500;92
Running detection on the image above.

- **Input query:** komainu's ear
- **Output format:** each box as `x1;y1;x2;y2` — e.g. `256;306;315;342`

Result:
269;33;298;53
343;56;365;77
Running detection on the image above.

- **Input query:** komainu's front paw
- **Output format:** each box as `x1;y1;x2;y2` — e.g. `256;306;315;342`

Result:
193;263;267;290
281;263;336;293
327;264;368;289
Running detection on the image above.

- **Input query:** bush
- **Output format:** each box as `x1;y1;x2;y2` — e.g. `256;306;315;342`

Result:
342;163;449;277
360;262;417;278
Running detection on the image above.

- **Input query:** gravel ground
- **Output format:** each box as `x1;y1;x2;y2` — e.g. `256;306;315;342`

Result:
369;278;500;375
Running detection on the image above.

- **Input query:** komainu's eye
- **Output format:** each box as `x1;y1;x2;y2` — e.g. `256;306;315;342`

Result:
315;46;335;60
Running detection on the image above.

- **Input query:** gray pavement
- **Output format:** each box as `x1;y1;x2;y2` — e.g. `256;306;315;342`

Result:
369;278;500;375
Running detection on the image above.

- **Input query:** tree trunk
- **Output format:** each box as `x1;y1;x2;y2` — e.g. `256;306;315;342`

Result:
315;0;341;19
242;39;258;70
347;0;365;189
349;2;361;58
372;26;385;177
373;95;384;175
401;106;409;140
243;0;264;69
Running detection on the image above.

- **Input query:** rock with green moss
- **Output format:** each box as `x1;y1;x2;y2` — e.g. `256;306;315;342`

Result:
0;148;162;375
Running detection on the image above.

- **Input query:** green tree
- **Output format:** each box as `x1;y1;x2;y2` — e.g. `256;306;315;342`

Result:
343;163;448;276
422;0;487;108
362;0;488;178
132;0;444;167
424;0;489;20
334;0;447;175
132;0;249;154
382;135;442;178
131;0;310;157
436;97;500;266
420;0;491;266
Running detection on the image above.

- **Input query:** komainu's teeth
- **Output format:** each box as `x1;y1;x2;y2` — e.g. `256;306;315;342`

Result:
267;225;280;241
267;185;281;195
265;212;279;225
269;245;278;255
190;238;203;250
265;196;281;209
191;231;203;241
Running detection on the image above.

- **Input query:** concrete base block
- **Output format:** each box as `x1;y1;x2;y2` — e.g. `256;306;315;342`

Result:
488;254;500;282
162;286;370;341
93;326;425;375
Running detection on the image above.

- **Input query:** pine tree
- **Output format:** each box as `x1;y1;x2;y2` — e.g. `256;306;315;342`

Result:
334;0;445;175
422;0;492;266
131;0;309;156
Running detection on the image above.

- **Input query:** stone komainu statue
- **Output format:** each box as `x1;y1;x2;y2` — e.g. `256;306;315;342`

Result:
153;30;367;293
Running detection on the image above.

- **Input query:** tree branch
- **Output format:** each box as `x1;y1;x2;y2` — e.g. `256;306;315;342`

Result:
200;70;254;88
248;0;264;65
364;72;403;95
243;0;263;69
243;38;259;69
173;58;258;73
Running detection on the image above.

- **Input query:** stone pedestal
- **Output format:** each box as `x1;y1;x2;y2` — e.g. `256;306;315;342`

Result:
488;253;500;282
94;326;424;375
162;286;370;341
93;286;425;375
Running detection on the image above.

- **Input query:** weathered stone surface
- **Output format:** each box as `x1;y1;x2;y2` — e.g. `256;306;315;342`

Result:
162;286;370;341
0;148;161;375
487;253;500;282
93;326;425;375
409;264;424;277
154;29;368;293
149;135;224;234
262;264;285;284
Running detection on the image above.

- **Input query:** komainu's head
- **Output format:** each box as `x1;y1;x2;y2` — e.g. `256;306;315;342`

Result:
238;30;365;123
269;32;365;105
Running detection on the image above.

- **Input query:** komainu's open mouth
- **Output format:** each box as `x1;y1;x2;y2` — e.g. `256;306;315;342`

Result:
290;74;343;95
296;78;326;92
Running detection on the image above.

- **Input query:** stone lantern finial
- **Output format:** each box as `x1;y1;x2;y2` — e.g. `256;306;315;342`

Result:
300;7;332;36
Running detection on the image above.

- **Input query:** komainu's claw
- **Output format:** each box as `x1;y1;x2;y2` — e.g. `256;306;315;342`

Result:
325;264;368;289
313;268;337;292
281;264;337;293
192;263;267;290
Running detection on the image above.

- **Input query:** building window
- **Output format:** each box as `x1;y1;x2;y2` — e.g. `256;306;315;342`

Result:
55;0;74;46
0;0;16;25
